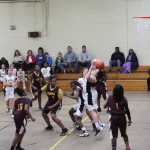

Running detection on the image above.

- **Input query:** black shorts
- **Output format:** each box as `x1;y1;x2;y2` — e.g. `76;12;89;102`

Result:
109;115;126;138
14;117;27;134
31;86;42;97
96;83;107;100
42;103;62;115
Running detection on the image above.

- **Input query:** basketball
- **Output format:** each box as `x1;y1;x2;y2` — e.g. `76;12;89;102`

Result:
95;59;104;69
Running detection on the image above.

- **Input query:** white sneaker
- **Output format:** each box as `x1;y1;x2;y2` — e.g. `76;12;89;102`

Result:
95;126;103;136
101;123;105;128
73;123;79;129
79;130;89;137
11;114;14;119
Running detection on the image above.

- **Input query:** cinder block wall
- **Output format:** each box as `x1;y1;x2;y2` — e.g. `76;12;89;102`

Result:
0;0;150;65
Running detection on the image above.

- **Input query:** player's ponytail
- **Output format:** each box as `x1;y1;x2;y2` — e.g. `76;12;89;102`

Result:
113;84;124;102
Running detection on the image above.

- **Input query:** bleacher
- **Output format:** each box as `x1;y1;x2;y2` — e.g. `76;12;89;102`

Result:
0;66;149;92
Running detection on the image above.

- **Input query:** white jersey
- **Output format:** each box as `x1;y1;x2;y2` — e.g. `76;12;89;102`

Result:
41;67;51;78
73;86;82;103
0;69;6;82
17;71;25;80
5;75;16;91
81;75;98;105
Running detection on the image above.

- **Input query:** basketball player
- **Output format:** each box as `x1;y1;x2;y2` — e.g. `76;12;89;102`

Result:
10;88;35;150
64;80;89;137
96;69;109;112
3;68;16;118
30;65;44;110
17;68;26;90
78;68;97;132
35;76;68;136
85;60;105;136
103;84;131;150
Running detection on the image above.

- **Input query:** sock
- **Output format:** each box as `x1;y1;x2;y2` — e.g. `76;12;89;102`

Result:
81;127;86;131
98;120;103;126
95;122;100;130
10;146;15;150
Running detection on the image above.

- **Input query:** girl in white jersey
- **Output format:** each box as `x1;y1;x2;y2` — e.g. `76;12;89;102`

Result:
3;68;16;118
41;62;51;82
64;80;89;137
85;60;105;136
0;64;6;82
17;68;26;90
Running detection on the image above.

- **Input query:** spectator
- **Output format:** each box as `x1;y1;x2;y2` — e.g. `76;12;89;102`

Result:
54;52;64;73
13;50;23;70
147;69;150;91
25;50;36;71
109;47;125;73
58;46;77;73
36;47;46;68
76;45;91;73
0;57;9;69
45;52;53;67
122;49;139;73
0;64;6;82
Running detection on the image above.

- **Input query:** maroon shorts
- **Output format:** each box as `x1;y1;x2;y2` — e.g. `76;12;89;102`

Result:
42;102;62;115
14;117;27;134
31;86;42;97
96;83;107;100
109;115;126;138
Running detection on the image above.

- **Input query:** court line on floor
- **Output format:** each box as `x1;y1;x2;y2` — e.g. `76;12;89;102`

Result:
49;116;88;150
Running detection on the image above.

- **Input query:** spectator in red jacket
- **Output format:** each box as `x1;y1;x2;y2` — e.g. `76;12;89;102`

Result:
25;50;36;71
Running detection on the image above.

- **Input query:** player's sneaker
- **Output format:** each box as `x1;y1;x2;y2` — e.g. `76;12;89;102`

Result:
60;128;68;136
95;126;103;136
101;123;105;128
97;107;101;112
73;123;81;130
16;146;24;150
126;148;130;150
45;125;53;131
5;108;10;113
79;130;89;137
38;107;43;111
11;114;14;119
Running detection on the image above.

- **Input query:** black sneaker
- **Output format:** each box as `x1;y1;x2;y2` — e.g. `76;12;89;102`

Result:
30;101;33;107
38;107;43;111
45;125;53;131
97;107;101;112
16;146;24;150
60;128;68;136
95;126;104;136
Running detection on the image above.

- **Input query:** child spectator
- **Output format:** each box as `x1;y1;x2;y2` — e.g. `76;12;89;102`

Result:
54;52;63;73
45;52;53;67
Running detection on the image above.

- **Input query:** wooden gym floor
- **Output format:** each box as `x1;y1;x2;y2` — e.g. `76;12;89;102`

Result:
0;91;150;150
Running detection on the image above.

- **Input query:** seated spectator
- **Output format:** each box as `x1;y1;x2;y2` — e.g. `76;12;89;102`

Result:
13;50;23;70
109;47;125;73
0;57;9;69
36;47;46;68
10;64;17;78
0;64;6;82
122;49;139;73
58;46;77;73
54;52;63;73
25;50;36;72
45;52;53;67
41;62;52;81
147;69;150;91
76;45;91;73
17;67;27;90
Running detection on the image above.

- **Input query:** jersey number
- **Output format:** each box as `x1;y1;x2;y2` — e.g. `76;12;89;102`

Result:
116;103;119;109
18;103;23;110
